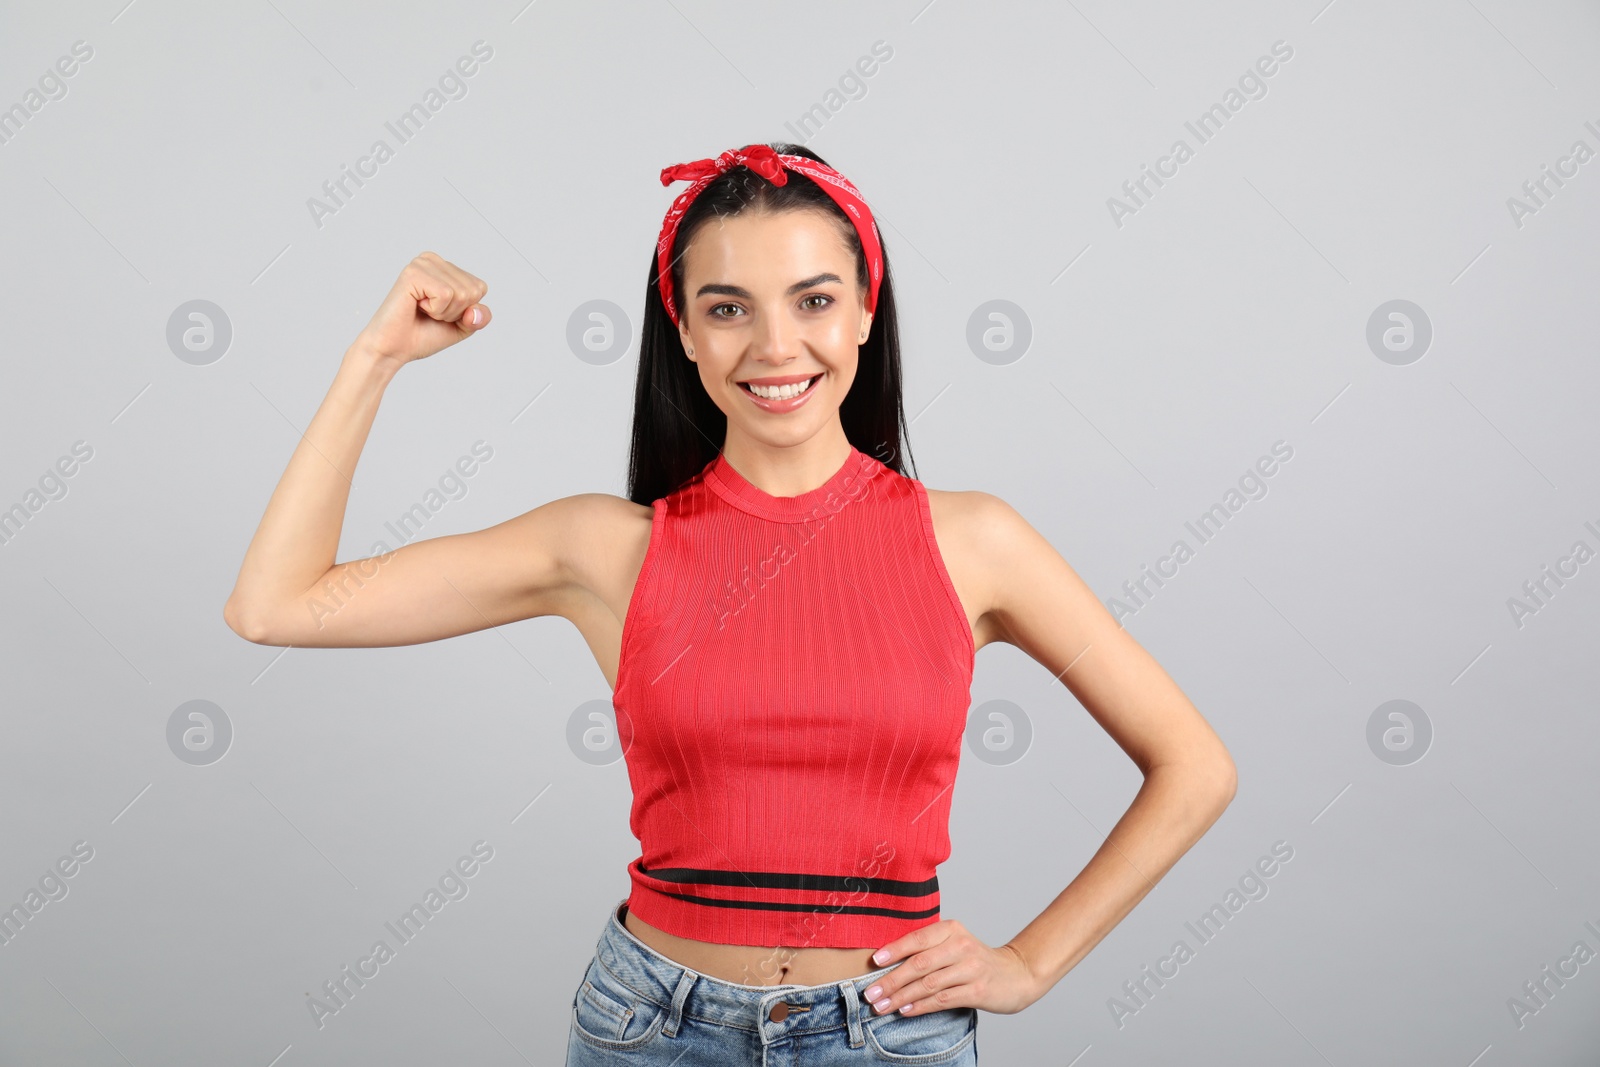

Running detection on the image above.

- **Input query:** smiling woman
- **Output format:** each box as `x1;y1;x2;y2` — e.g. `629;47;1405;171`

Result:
627;142;894;507
223;140;1236;1066
679;214;867;428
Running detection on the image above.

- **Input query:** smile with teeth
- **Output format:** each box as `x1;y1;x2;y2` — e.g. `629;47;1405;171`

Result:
740;374;821;400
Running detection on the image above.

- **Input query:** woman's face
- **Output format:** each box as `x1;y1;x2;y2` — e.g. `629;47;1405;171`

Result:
675;208;872;448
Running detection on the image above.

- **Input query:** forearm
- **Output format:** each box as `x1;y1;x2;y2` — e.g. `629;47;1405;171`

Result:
224;343;400;628
1004;761;1234;994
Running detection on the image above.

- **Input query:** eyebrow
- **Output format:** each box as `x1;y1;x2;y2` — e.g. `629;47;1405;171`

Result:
693;272;844;300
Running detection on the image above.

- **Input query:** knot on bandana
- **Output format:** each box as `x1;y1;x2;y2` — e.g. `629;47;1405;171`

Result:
659;144;788;188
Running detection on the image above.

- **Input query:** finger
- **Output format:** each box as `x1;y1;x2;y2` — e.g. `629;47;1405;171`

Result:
870;949;969;1014
866;924;951;998
898;982;978;1016
876;959;960;1017
441;259;489;302
410;264;463;322
408;259;477;324
434;259;489;323
426;252;482;292
459;302;491;332
871;921;948;972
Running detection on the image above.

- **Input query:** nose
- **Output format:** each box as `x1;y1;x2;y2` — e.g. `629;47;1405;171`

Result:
753;307;803;365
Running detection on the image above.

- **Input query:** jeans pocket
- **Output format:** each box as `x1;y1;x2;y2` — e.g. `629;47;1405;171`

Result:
569;957;669;1051
863;1004;977;1063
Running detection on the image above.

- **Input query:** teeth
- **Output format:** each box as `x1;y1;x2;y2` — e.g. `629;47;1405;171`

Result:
747;376;816;400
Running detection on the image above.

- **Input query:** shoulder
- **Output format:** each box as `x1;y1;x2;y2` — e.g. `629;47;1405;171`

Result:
552;490;656;545
502;491;654;593
919;486;1040;631
921;486;1032;555
561;491;657;523
509;491;653;541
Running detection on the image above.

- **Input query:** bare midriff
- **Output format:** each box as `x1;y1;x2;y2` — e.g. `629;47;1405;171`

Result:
622;904;883;986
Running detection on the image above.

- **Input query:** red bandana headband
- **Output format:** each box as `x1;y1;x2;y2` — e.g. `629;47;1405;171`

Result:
654;143;883;328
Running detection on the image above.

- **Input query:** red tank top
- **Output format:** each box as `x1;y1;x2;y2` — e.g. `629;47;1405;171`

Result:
612;443;976;948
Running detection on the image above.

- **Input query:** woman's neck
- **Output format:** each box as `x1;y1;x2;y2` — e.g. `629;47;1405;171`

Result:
719;428;855;499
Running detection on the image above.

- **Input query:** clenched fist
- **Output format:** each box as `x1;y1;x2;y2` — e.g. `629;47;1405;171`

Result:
354;251;492;365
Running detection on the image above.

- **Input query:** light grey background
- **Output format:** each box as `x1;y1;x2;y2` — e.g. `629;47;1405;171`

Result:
3;0;1598;1064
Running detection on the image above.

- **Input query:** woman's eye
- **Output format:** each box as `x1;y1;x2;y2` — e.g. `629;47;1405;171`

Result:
709;296;830;317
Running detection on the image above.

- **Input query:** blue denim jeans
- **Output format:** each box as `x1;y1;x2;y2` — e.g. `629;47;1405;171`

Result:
564;898;979;1065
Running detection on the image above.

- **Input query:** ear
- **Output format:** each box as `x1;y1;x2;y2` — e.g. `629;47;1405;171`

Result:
858;309;874;344
679;320;696;360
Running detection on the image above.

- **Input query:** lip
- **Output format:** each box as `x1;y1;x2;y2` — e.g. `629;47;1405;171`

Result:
738;372;822;414
737;373;821;386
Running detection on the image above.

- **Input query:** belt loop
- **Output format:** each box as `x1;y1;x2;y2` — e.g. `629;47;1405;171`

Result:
663;968;697;1037
842;977;866;1048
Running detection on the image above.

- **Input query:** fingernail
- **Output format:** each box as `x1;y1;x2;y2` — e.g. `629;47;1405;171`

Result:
471;307;482;325
864;985;881;1001
874;998;891;1013
901;1003;915;1014
873;949;889;964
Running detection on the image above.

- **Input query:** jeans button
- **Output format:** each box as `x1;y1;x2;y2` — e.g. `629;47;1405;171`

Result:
768;1001;789;1022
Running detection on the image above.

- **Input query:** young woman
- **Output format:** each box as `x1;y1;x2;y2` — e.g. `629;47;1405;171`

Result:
224;142;1236;1064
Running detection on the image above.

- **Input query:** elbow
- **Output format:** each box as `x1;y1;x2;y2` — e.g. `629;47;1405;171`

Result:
1215;758;1238;806
223;595;277;645
1155;748;1235;812
1207;751;1238;813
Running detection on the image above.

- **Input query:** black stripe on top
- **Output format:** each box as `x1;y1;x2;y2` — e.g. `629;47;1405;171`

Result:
650;889;941;920
637;862;938;897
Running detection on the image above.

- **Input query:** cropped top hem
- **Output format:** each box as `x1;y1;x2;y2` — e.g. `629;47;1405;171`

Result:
624;876;942;950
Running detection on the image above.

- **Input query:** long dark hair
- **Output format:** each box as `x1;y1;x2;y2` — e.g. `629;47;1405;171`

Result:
625;142;914;506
